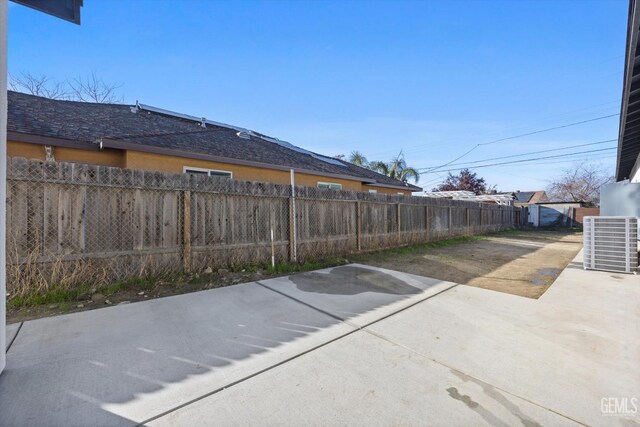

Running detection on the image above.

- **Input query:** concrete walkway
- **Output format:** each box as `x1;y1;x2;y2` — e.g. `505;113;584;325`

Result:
1;253;638;426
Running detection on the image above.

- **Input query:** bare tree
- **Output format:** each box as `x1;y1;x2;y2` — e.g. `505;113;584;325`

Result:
9;70;123;103
9;71;69;100
546;162;614;206
67;71;123;103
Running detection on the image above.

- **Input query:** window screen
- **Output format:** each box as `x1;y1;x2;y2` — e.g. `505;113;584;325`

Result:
184;168;232;179
318;182;342;190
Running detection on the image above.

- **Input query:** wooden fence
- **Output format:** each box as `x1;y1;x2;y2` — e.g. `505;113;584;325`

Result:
6;157;525;293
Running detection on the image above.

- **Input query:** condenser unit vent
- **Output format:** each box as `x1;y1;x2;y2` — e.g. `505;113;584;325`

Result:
583;216;638;274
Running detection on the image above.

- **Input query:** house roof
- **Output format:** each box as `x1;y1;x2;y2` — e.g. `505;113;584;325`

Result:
8;91;421;191
495;190;546;204
617;0;640;181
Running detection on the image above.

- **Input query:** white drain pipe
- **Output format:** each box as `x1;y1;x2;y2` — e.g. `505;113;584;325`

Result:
290;169;297;262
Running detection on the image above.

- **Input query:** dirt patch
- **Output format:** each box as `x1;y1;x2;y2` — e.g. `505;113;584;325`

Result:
353;230;583;298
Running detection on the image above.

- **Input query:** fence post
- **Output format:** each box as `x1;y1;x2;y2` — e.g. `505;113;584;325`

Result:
182;190;192;273
289;170;297;262
449;206;453;233
466;207;470;235
425;204;429;241
569;207;574;228
396;203;401;243
479;204;483;230
289;197;296;262
356;200;362;252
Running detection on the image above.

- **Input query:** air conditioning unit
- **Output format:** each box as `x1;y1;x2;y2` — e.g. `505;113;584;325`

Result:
583;216;638;274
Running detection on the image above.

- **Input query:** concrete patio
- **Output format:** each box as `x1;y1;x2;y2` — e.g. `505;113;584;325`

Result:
1;252;639;426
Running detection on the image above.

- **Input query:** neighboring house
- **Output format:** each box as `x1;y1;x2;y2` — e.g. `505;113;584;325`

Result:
423;190;547;207
7;91;420;195
528;201;584;227
420;190;515;205
601;0;640;220
495;190;547;207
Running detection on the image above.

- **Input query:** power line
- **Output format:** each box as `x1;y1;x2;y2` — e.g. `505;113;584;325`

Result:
365;99;620;159
465;154;616;169
420;113;619;173
406;103;618;157
419;147;616;174
416;139;616;171
476;114;619;147
454;153;615;173
422;154;617;189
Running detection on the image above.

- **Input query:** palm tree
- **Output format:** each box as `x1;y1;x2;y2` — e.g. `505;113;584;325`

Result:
368;160;389;175
349;151;369;167
350;150;420;184
372;151;419;183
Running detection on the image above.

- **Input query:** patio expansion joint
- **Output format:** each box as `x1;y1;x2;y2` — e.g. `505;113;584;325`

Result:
255;281;346;323
5;322;24;353
257;279;460;330
141;280;459;426
360;327;588;427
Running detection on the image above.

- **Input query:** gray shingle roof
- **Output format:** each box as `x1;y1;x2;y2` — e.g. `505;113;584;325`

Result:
514;191;536;203
8;91;421;191
496;191;546;203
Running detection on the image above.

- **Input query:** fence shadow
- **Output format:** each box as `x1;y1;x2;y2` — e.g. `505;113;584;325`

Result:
0;265;448;426
1;157;522;425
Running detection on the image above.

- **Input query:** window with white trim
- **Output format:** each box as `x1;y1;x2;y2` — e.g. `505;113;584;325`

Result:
368;189;377;194
184;166;232;179
317;182;342;190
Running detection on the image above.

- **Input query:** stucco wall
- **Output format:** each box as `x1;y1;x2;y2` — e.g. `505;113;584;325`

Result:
7;140;412;195
631;159;640;183
125;151;411;194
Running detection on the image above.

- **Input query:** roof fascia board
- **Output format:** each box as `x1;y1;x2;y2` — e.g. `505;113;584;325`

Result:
8;131;100;151
617;0;640;180
364;182;422;192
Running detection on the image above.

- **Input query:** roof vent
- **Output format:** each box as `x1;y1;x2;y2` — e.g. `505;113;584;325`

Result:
237;131;251;139
130;100;140;114
199;117;207;128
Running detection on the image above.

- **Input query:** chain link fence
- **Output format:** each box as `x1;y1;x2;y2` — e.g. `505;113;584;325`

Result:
6;157;523;298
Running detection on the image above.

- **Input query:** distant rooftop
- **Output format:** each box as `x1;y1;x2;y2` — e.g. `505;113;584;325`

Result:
420;190;514;205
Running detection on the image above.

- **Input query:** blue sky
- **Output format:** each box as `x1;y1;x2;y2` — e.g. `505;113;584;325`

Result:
8;0;627;191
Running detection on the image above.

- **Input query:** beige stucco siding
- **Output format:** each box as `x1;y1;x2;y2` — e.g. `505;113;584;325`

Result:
7;140;412;195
